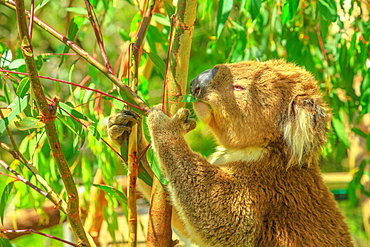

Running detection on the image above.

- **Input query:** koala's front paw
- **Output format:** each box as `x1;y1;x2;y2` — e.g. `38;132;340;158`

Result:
108;110;141;146
148;107;196;135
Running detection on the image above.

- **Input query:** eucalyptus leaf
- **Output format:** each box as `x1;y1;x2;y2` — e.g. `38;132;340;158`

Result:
93;184;128;205
0;95;29;134
249;0;261;20
0;182;15;225
182;94;199;103
147;148;169;185
16;77;30;98
332;117;350;148
216;0;233;37
147;52;166;77
15;117;45;131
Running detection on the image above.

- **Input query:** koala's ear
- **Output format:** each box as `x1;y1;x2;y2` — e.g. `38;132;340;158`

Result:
283;95;328;166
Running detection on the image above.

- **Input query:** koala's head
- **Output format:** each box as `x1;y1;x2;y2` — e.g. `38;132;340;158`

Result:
190;60;329;166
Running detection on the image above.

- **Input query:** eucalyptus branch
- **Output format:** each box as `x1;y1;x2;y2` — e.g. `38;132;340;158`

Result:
83;0;113;74
14;0;90;245
1;0;149;114
146;1;198;246
0;141;68;213
126;1;158;245
1;229;79;247
0;69;140;110
28;0;34;39
0;160;51;202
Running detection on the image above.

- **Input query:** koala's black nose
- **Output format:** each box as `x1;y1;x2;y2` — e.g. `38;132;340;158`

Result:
190;68;218;99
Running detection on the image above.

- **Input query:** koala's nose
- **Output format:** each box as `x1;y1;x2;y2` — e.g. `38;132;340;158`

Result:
190;68;218;99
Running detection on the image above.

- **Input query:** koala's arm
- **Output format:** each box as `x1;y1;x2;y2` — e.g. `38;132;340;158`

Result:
147;108;238;239
107;110;192;239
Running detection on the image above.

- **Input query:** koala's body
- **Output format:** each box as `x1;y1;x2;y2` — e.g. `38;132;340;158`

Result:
146;60;353;246
109;60;353;246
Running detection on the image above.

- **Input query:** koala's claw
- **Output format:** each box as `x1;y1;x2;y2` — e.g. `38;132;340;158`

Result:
108;110;141;146
174;108;196;133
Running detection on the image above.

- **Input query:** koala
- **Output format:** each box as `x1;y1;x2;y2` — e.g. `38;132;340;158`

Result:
109;60;353;246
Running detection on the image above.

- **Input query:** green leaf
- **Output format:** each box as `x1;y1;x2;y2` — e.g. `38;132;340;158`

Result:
130;13;142;34
66;7;88;15
93;184;127;205
163;0;175;17
57;102;91;121
281;1;292;24
68;16;86;40
332;117;350;148
0;235;13;247
0;181;15;225
361;70;370;95
282;0;299;24
15;117;45;131
152;13;171;27
351;128;367;138
60;16;86;67
216;0;233;37
8;59;26;70
34;0;50;13
249;0;261;20
348;160;366;209
88;125;101;140
147;148;169;185
0;95;29;135
182;94;199;102
318;0;337;22
147;52;166;77
16;77;30;98
3;82;11;104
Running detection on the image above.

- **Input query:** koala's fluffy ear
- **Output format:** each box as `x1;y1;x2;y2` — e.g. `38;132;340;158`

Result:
283;95;328;166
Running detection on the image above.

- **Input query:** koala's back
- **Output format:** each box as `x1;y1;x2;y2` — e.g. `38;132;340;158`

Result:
178;157;352;247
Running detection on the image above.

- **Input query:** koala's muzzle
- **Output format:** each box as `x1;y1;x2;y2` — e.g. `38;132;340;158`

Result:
190;68;218;99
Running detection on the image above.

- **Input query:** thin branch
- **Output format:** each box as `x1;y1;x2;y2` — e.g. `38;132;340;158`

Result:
1;0;149;114
28;0;35;39
126;0;158;244
0;229;79;247
55;103;128;164
0;160;48;200
14;0;90;245
0;141;68;213
0;69;143;111
83;0;113;73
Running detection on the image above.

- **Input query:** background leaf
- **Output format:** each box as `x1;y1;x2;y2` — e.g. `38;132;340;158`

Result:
216;0;233;37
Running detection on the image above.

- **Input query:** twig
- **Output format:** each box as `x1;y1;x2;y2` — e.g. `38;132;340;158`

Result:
28;0;34;39
1;229;79;247
0;160;48;200
1;0;149;114
83;0;113;73
315;25;331;104
14;0;90;245
56;104;128;164
0;69;142;111
0;141;68;213
126;0;158;245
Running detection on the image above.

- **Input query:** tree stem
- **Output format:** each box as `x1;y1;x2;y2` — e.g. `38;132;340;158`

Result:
14;1;91;246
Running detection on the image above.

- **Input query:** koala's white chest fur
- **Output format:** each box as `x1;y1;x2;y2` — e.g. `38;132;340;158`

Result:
209;146;268;165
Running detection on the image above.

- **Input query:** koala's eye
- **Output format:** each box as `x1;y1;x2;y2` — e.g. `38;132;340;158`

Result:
233;85;245;91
